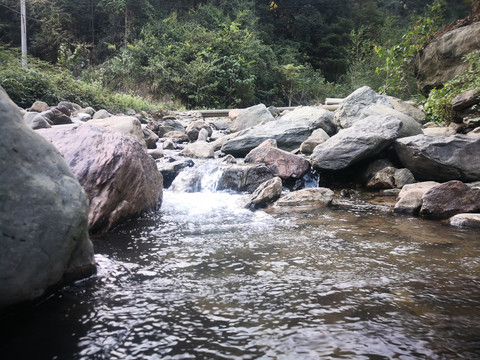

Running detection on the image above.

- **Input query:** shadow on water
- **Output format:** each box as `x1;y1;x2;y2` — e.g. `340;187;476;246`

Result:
1;189;480;359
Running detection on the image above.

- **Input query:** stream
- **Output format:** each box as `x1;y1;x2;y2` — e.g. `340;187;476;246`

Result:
1;172;480;359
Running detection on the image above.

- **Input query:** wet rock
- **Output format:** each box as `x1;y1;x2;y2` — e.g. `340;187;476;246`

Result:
208;118;230;131
221;154;237;164
394;135;480;182
360;158;394;184
274;187;334;208
163;119;185;132
23;112;51;129
0;88;95;310
415;22;480;95
448;213;480;228
142;127;159;149
229;104;275;133
164;131;189;142
186;121;212;141
162;138;177;150
197;128;209;141
55;104;72;117
182;141;214;159
73;113;92;122
246;177;283;210
37;124;163;235
394;181;439;215
158;125;175;137
222;109;333;157
157;159;195;188
148;148;164;160
30;100;49;113
92;109;110;119
420;180;480;219
82;107;96;116
89;116;147;148
245;139;310;180
366;167;415;189
300;128;330;154
41;108;72;125
217;164;275;193
311;115;403;171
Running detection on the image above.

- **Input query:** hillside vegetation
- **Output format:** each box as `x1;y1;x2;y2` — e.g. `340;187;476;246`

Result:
0;0;473;112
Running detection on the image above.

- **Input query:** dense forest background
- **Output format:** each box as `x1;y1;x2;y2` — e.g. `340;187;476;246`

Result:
0;0;473;110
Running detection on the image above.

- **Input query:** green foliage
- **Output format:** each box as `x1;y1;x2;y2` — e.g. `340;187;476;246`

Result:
0;48;163;113
375;0;447;98
425;50;480;124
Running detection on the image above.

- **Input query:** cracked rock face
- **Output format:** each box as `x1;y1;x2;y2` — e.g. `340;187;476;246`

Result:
0;88;95;311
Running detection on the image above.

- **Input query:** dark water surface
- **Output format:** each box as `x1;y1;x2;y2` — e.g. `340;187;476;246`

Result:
1;190;480;359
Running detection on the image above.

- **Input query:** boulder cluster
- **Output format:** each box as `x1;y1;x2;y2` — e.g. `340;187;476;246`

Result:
2;83;480;312
153;86;480;228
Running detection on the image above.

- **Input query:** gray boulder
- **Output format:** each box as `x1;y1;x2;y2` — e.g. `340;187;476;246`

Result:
334;86;392;129
394;135;480;182
300;128;330;154
222;109;333;157
23;112;51;130
37;124;163;235
420;180;480;219
217;164;274;193
0;88;95;310
229;104;275;133
41;108;72;125
359;104;423;137
182;141;215;158
92;109;110;119
142;126;159;149
30;100;49;113
281;106;336;135
311;115;403;171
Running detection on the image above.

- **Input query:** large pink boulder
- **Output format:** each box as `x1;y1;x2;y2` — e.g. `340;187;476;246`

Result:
38;124;163;235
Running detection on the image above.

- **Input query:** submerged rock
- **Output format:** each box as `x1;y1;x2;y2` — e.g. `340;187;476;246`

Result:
38;123;163;235
274;187;334;208
448;213;480;228
0;88;95;310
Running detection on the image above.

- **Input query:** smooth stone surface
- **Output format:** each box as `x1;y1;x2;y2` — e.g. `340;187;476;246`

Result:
394;181;439;215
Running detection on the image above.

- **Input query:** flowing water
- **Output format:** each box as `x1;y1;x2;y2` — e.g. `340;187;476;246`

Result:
1;175;480;359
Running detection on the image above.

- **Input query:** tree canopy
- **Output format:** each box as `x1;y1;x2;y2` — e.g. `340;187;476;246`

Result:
0;0;473;108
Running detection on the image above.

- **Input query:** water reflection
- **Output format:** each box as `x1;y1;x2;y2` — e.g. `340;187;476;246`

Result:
1;190;480;359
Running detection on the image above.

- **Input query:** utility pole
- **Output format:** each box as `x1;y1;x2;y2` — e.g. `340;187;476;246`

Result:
20;0;27;68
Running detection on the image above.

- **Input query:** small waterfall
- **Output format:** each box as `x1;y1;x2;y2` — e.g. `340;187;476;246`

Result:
170;160;225;193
